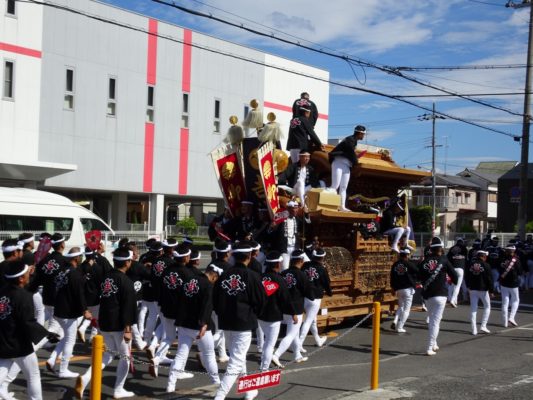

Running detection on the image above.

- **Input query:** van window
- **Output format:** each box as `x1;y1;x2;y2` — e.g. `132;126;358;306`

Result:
0;215;73;233
80;218;111;232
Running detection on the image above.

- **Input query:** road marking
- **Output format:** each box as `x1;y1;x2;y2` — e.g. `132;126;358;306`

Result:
490;375;533;391
283;354;409;375
516;327;533;331
491;300;533;309
498;322;533;334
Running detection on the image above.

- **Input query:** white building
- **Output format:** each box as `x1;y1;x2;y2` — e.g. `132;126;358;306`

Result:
0;0;329;231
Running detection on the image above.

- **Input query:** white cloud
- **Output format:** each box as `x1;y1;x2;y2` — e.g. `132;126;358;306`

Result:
358;100;395;110
364;129;397;142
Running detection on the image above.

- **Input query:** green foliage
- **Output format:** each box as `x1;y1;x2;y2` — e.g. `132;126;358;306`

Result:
513;220;533;233
458;223;476;233
409;206;434;232
176;217;198;235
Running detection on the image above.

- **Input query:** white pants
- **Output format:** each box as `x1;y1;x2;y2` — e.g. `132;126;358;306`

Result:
290;149;301;164
469;290;490;332
154;316;177;363
81;331;130;392
258;320;281;371
44;305;62;337
447;268;464;305
299;298;322;345
212;313;227;359
492;268;501;293
169;327;219;389
49;317;78;371
256;325;264;352
281;246;295;271
33;292;45;327
142;301;160;343
384;227;411;250
425;296;447;352
214;330;252;400
393;288;415;330
137;301;149;336
501;286;520;325
330;157;351;209
294;181;311;207
274;314;303;361
0;353;42;400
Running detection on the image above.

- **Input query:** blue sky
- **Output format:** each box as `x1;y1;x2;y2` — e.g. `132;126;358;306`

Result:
104;0;531;175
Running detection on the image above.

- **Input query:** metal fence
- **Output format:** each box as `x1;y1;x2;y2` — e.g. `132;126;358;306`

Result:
413;231;532;253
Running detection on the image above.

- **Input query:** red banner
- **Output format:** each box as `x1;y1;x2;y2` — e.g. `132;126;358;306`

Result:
211;146;247;217
237;369;282;393
257;144;280;221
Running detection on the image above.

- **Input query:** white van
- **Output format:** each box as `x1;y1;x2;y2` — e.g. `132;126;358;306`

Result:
0;187;113;257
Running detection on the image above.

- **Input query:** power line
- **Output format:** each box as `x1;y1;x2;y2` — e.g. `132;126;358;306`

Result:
396;64;527;71
25;0;522;141
151;0;526;118
466;0;506;7
397;92;526;98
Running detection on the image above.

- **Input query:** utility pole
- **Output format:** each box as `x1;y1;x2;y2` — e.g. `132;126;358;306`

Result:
507;0;532;238
419;103;445;237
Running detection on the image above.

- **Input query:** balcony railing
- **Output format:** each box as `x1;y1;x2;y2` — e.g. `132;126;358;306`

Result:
409;195;462;209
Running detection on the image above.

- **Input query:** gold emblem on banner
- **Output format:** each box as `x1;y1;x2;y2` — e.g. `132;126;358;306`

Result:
221;161;236;180
248;149;259;170
263;160;272;180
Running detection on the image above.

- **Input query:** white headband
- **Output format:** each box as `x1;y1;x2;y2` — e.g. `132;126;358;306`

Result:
287;201;299;208
190;252;201;261
476;250;488;256
162;240;178;248
214;245;232;253
84;250;94;255
207;264;224;275
175;249;192;257
252;244;261;251
51;238;65;244
1;244;22;253
399;249;411;255
113;251;133;261
290;253;305;259
312;250;326;257
5;264;29;279
232;248;253;253
20;236;34;244
265;256;283;263
65;250;84;258
183;238;193;244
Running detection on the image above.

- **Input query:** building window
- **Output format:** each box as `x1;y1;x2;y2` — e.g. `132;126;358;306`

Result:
64;68;74;110
107;77;116;116
214;99;221;133
465;193;471;204
146;85;154;122
488;192;498;202
3;61;14;99
181;93;189;128
6;0;15;16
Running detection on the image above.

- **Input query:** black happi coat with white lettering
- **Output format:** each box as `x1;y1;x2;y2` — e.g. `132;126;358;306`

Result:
29;251;67;306
447;244;468;269
176;272;214;331
98;269;137;332
150;255;176;304
464;258;493;292
53;266;87;319
213;263;266;331
259;271;295;322
126;260;150;301
81;259;108;307
0;284;50;358
390;260;419;291
302;261;332;300
280;266;314;315
158;262;191;320
417;255;458;299
498;255;522;288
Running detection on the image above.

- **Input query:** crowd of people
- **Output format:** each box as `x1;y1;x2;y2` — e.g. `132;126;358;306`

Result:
0;224;332;400
390;233;533;355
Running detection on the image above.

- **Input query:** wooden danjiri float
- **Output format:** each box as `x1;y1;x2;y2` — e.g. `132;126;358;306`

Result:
211;101;430;329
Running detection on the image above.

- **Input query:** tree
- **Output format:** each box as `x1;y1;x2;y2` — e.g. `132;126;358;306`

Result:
409;206;434;232
176;217;198;235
